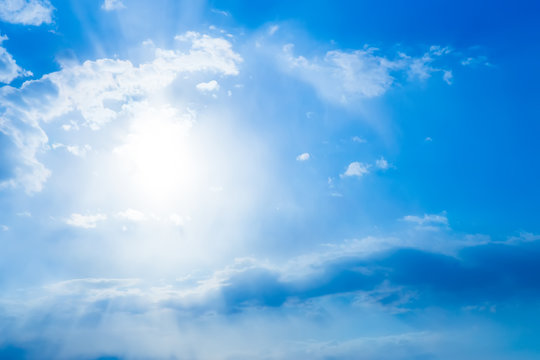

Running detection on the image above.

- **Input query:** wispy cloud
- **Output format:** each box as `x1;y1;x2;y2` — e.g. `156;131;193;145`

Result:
65;213;107;228
402;213;449;230
281;43;453;106
0;0;54;25
101;0;125;11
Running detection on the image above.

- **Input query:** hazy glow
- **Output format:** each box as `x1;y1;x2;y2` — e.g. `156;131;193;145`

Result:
113;104;197;205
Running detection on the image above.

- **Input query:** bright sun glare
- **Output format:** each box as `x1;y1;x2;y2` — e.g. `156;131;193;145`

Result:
113;104;198;204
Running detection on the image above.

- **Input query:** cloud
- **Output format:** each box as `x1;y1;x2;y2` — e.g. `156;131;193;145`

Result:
296;152;310;161
51;143;91;157
196;79;220;92
211;8;230;17
461;55;492;67
101;0;125;11
0;35;32;84
282;44;399;103
0;225;8;231
268;25;279;35
0;0;54;25
352;136;367;143
341;162;370;177
0;230;538;359
375;156;391;170
65;213;107;228
116;209;146;222
443;70;453;84
406;46;452;83
0;32;242;193
281;43;453;106
402;213;448;228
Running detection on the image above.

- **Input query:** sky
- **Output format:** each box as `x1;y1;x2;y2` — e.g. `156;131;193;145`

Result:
0;0;539;359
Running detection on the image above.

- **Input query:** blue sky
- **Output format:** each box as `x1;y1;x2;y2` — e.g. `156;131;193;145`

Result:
0;0;539;359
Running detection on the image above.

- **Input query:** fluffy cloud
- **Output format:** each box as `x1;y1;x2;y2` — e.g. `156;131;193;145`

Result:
65;213;107;228
296;152;310;161
196;79;220;92
0;0;54;25
0;35;32;84
341;161;370;177
0;32;243;193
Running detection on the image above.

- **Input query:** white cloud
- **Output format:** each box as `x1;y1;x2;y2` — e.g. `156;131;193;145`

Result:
268;25;279;35
65;213;107;229
425;137;433;142
506;232;540;244
196;80;220;92
0;32;243;193
341;162;370;178
375;157;392;170
283;44;399;103
101;0;125;11
1;224;8;231
461;55;491;67
443;70;453;85
51;143;91;157
407;46;453;84
281;43;453;105
0;0;54;25
0;35;32;84
402;213;448;227
296;152;310;161
116;209;146;222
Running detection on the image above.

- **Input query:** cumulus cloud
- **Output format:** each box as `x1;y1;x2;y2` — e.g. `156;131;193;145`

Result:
101;0;125;11
281;43;453;105
196;79;220;92
65;213;107;228
0;0;54;25
0;32;243;193
0;35;32;84
341;161;370;177
296;152;310;161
